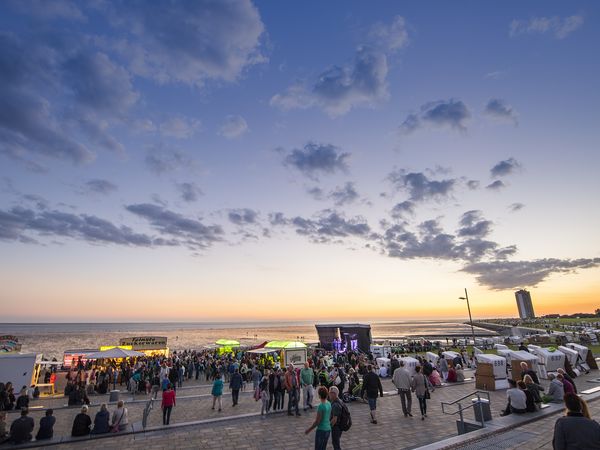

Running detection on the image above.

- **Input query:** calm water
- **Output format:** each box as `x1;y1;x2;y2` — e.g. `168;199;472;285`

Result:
0;320;481;358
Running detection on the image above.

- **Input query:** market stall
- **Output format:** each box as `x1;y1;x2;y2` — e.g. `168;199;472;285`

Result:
0;353;42;390
119;336;169;357
63;349;97;368
215;339;240;355
87;347;145;360
264;341;307;367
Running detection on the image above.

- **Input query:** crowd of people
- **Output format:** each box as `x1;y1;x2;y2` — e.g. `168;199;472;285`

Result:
1;345;600;449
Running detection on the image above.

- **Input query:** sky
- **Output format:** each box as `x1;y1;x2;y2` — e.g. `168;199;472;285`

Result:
1;1;599;322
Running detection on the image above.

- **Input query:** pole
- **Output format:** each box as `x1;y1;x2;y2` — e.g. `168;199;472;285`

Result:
465;288;476;345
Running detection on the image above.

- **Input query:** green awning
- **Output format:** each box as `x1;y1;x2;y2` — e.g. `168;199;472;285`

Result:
215;339;240;346
265;341;306;349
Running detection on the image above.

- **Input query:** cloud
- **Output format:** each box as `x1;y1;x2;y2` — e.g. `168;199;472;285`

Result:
484;99;518;125
467;180;480;190
486;180;506;191
388;170;455;202
490;158;522;177
307;187;324;201
282;142;349;179
463;258;600;290
0;205;158;247
125;203;223;250
228;208;258;225
289;210;374;244
457;210;493;238
176;182;202;203
145;144;193;175
85;179;118;195
271;47;389;117
400;99;471;134
390;201;415;219
218;115;249;139
329;182;359;206
509;15;584;39
368;16;409;52
160;116;202;139
271;16;407;117
108;0;266;86
509;202;525;212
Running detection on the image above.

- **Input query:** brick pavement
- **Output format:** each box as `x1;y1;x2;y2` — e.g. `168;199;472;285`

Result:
7;370;599;449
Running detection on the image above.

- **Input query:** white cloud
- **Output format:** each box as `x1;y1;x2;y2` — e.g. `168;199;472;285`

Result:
509;14;584;39
160;117;202;139
218;115;249;139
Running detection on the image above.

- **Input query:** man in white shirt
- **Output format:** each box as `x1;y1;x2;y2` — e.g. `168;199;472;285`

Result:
500;379;527;416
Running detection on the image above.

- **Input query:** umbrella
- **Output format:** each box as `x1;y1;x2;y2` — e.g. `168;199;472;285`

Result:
87;347;145;359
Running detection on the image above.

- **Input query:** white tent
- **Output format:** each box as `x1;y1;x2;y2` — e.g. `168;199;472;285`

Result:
475;353;506;379
398;356;420;376
558;346;578;366
425;352;439;365
87;348;145;359
494;344;508;350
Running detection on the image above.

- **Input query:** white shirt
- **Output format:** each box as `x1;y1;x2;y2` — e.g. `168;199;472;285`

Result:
507;388;527;410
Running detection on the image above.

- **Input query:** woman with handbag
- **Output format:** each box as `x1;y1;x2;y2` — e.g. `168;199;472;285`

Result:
411;366;433;420
111;400;128;432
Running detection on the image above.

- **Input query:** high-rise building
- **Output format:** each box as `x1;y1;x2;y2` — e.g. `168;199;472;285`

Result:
515;289;535;319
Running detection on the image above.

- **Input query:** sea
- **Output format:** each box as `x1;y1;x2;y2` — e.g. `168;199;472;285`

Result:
0;320;483;359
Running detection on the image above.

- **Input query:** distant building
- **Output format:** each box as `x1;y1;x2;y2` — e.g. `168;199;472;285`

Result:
515;289;535;319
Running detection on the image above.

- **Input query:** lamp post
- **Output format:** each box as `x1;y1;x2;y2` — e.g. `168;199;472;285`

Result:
459;288;476;345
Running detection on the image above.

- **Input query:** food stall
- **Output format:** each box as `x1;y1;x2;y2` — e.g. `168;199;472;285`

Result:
215;339;240;356
119;336;169;357
264;341;307;368
63;349;97;368
0;353;42;390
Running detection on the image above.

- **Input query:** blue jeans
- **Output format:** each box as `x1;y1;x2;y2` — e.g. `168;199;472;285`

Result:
315;429;330;450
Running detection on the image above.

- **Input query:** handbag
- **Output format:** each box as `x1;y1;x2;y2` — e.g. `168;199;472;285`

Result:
111;409;123;433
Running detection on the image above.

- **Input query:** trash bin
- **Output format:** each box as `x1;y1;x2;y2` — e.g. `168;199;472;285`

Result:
472;397;492;422
109;390;120;402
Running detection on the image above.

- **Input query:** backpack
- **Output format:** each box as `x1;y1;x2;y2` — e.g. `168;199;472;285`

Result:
335;400;352;431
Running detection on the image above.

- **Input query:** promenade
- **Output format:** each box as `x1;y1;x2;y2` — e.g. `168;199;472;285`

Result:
3;369;599;449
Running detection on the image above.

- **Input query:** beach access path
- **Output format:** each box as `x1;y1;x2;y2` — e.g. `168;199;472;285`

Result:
4;369;600;449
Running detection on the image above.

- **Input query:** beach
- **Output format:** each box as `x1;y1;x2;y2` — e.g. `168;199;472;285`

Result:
1;321;480;359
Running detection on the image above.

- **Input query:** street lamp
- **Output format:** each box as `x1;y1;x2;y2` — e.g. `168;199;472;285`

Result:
459;288;476;346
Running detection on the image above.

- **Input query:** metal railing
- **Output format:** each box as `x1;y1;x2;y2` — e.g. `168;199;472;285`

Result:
441;390;491;432
142;397;154;430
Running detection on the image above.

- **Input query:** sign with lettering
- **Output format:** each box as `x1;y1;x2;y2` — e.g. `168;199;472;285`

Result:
284;349;307;367
119;336;168;350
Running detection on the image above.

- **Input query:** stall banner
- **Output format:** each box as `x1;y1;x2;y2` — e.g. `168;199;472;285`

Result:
119;336;168;350
284;349;306;366
0;335;22;353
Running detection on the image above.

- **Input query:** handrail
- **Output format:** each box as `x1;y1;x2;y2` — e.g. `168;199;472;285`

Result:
441;390;491;408
142;397;154;430
441;390;491;432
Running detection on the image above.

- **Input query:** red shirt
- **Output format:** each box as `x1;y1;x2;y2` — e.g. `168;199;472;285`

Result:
162;389;176;408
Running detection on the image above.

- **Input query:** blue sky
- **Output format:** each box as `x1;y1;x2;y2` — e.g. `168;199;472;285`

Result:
1;1;599;321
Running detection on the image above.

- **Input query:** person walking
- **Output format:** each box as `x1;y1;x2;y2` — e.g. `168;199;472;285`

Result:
329;386;348;450
260;376;270;417
230;368;243;407
211;373;224;412
305;386;331;450
412;366;433;420
361;364;384;424
392;360;413;417
161;383;176;425
285;364;301;416
301;362;315;411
